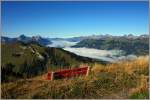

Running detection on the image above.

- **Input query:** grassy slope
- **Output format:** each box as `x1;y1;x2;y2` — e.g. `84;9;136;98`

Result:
1;41;101;69
1;42;48;82
2;42;105;82
1;42;45;68
1;56;149;99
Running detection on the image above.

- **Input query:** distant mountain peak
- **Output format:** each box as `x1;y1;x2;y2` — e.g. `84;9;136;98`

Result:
2;35;51;46
32;35;42;41
18;34;28;39
19;34;26;37
140;34;149;38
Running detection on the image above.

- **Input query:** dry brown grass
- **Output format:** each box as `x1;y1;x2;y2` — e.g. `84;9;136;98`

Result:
130;77;147;93
91;56;149;99
128;74;149;98
1;56;149;99
92;56;149;75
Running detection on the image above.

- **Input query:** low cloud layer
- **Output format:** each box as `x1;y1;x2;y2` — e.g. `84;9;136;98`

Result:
63;47;137;62
47;40;137;62
47;40;78;48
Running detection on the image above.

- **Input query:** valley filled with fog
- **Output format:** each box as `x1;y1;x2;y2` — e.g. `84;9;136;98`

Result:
48;40;137;62
47;40;78;48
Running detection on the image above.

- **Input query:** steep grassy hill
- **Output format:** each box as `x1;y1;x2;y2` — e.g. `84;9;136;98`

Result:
1;41;105;82
73;37;149;55
1;56;149;99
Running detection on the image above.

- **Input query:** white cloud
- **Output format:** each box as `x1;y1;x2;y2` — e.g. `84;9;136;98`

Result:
47;40;138;62
47;40;78;48
63;47;129;62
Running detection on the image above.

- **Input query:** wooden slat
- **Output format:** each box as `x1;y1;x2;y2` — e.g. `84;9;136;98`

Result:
47;66;89;80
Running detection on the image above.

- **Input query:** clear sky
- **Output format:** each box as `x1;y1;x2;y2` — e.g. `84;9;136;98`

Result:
2;1;149;38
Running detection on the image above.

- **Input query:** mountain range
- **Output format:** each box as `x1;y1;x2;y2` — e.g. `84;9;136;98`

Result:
1;35;52;46
2;34;149;44
72;35;149;56
2;34;149;56
1;34;149;82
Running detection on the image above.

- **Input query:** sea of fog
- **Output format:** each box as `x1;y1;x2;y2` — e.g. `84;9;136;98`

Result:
47;40;78;48
48;40;137;62
63;47;137;62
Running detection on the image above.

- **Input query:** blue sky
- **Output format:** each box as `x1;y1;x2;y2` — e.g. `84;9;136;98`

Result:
2;1;149;38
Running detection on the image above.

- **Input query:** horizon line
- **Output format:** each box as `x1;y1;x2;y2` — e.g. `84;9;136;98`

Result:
1;33;148;39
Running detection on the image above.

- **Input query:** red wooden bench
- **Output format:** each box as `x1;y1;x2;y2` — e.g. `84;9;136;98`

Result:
46;66;89;80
